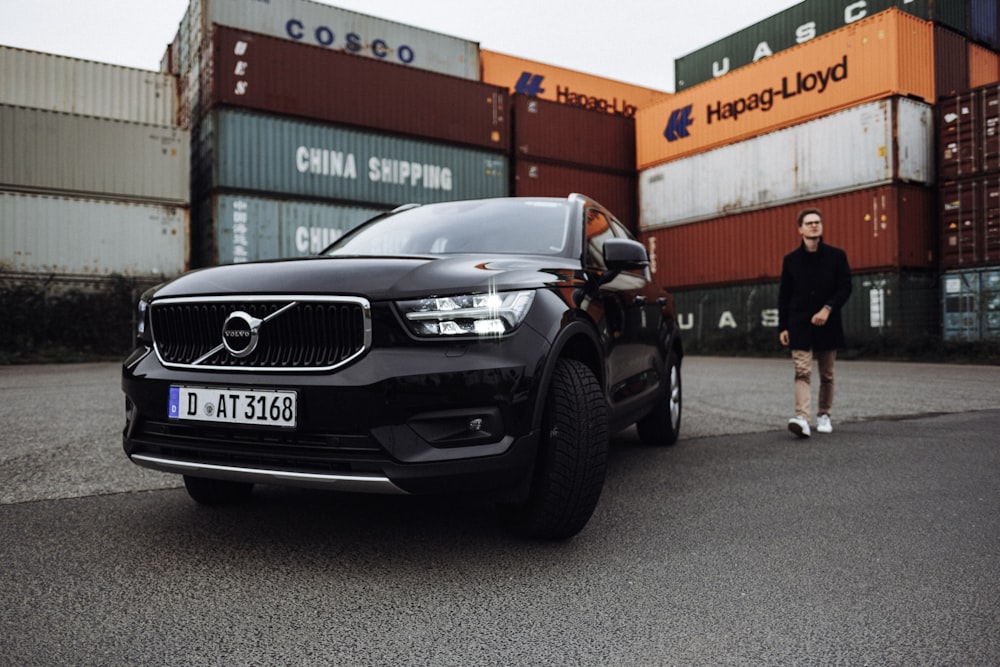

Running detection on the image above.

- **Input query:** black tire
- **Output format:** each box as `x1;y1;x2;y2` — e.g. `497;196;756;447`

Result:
636;350;681;446
183;475;254;505
501;358;609;540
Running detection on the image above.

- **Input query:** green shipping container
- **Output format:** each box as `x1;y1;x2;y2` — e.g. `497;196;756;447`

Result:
675;0;969;90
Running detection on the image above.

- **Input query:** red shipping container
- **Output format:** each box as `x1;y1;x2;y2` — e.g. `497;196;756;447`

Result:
200;24;510;152
512;160;637;233
940;175;1000;269
639;185;935;290
511;94;635;173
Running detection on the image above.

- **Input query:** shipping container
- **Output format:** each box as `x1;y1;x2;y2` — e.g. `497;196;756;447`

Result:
0;190;188;278
480;50;670;114
674;0;968;91
193;108;509;207
668;270;940;354
0;105;190;205
941;266;1000;341
0;46;178;127
194;25;509;152
640;97;933;229
968;42;1000;88
638;9;936;169
194;192;385;266
939;175;1000;268
512;161;638;233
938;83;1000;179
168;0;480;80
511;95;636;173
639;184;935;290
934;25;970;101
969;0;999;49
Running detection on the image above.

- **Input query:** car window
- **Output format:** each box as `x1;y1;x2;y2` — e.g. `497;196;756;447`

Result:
325;199;575;257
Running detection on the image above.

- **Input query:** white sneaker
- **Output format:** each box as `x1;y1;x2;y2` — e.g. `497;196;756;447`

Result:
788;416;811;438
816;414;833;433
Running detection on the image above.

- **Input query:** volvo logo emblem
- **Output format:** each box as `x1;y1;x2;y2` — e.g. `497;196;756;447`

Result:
222;311;262;358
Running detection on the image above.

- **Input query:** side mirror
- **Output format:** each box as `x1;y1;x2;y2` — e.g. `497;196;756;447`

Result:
603;238;649;271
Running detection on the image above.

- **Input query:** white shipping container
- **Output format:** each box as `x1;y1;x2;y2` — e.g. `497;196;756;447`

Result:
0;190;188;278
0;46;178;127
169;0;480;80
0;105;190;205
639;97;934;230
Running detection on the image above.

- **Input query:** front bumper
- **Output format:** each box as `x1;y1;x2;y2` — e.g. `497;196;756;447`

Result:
122;331;548;496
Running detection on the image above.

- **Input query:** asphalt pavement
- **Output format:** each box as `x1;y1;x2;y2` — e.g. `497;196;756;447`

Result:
1;357;998;666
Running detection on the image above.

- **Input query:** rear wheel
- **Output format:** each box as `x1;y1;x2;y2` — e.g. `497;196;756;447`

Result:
636;350;681;446
501;358;609;540
183;475;254;505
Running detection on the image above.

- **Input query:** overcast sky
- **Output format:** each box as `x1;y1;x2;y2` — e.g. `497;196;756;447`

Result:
0;0;802;92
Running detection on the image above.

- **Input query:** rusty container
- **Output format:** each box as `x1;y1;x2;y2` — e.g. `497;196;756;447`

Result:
512;161;638;233
511;95;635;173
638;184;935;290
200;25;510;152
968;43;1000;89
637;9;936;169
940;175;1000;269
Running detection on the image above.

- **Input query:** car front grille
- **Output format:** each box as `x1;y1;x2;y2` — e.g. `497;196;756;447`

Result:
150;295;371;371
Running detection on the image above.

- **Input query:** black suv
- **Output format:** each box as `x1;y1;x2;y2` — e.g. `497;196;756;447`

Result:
122;194;682;539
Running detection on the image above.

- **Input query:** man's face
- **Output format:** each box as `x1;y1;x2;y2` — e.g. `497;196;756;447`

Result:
799;214;822;241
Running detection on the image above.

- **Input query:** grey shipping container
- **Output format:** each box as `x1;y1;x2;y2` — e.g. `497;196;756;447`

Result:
195;192;385;266
640;97;934;229
0;105;190;205
669;270;940;354
194;109;509;206
942;266;1000;341
168;0;480;80
0;46;178;127
0;190;188;278
675;0;969;90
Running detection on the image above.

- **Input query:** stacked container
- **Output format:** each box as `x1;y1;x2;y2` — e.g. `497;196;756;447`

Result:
166;1;511;266
638;9;946;351
0;46;189;282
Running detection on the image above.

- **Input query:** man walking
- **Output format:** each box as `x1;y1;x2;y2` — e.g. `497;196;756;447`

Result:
778;207;852;438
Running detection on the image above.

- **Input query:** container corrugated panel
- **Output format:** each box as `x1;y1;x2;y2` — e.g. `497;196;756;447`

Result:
939;175;1000;268
512;160;638;233
0;190;188;278
0;106;190;204
640;97;933;229
195;192;385;266
674;0;968;91
933;25;970;101
199;109;509;206
511;95;636;173
201;25;509;152
667;270;940;353
638;9;936;169
172;0;480;80
480;50;670;113
940;89;981;177
0;46;178;127
942;266;1000;341
979;84;1000;172
969;0;999;49
639;184;935;290
968;43;1000;88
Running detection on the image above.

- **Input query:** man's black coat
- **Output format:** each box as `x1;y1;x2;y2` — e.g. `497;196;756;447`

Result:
778;240;852;351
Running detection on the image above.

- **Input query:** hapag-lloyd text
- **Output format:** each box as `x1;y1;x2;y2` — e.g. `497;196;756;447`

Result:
707;56;848;124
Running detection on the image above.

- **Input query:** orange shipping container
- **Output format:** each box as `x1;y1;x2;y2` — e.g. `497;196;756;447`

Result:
968;43;1000;89
639;184;935;290
636;9;935;169
481;50;670;118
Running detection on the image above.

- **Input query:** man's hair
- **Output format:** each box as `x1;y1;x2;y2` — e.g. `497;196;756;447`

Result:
797;207;823;227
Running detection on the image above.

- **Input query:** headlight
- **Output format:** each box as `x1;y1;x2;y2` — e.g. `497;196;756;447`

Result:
134;287;157;344
397;290;535;337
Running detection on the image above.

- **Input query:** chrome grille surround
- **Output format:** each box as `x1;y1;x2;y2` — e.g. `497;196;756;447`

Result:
150;295;372;372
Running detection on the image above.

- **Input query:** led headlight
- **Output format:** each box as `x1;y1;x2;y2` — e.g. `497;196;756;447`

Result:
397;290;535;337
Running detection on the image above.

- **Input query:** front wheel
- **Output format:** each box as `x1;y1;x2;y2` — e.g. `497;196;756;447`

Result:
500;358;609;540
183;475;254;505
636;350;681;446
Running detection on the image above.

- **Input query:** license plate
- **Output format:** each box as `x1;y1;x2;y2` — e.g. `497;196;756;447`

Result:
169;386;297;428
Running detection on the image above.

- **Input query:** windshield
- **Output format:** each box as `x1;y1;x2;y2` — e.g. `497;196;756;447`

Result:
324;198;576;258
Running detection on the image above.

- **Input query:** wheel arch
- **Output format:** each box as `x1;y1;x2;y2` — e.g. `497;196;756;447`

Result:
530;319;604;432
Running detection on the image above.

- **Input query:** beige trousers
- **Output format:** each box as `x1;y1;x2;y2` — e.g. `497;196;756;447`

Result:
791;349;837;419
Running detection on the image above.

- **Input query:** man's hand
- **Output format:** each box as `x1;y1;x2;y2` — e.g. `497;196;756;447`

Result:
779;330;789;346
811;305;831;326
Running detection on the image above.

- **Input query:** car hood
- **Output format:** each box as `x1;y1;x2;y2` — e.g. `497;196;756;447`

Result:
151;255;582;301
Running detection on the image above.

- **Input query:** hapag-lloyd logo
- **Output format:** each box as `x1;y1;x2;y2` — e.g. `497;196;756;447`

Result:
664;55;849;142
